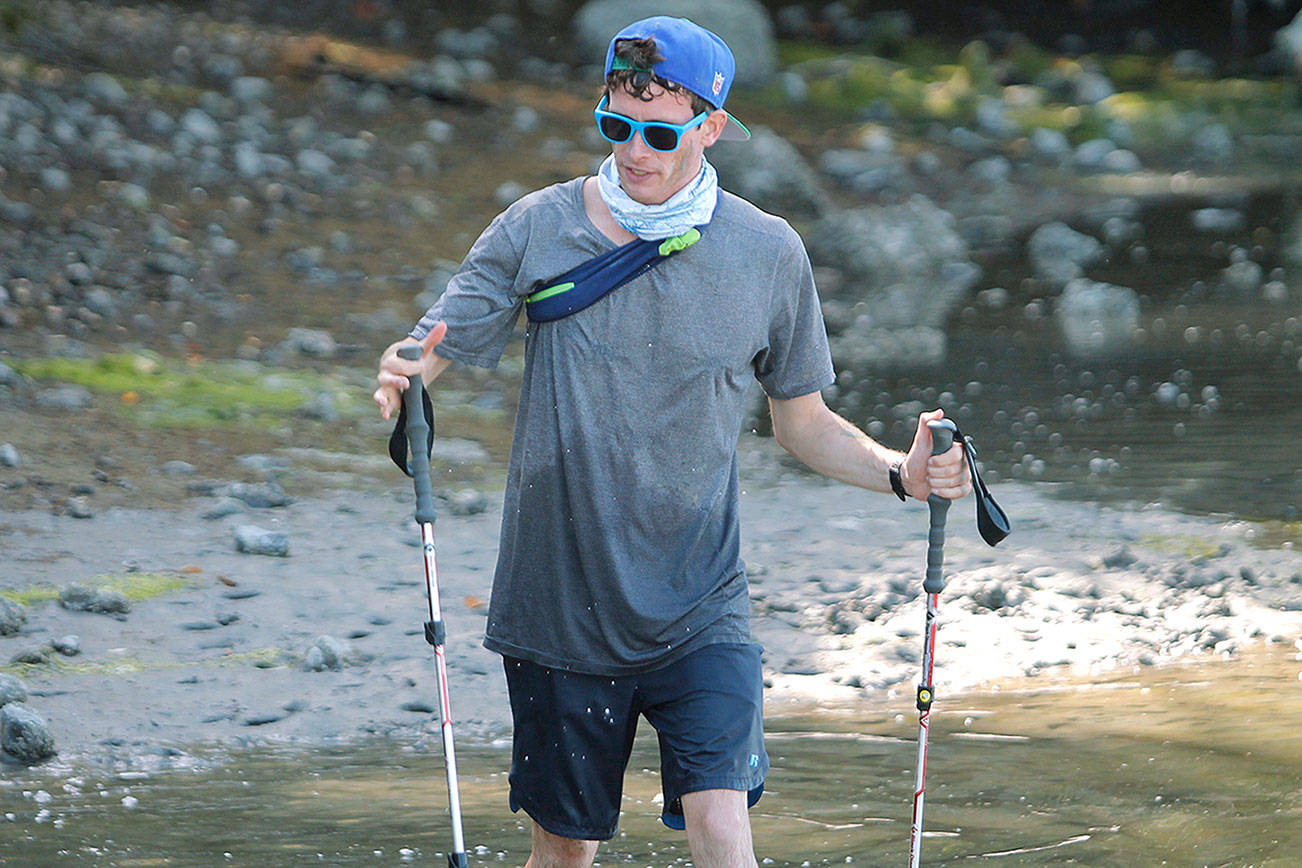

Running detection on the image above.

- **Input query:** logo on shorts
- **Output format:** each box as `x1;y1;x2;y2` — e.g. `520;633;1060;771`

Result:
749;753;760;768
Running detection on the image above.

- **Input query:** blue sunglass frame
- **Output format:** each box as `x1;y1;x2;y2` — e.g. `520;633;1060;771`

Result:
593;96;708;152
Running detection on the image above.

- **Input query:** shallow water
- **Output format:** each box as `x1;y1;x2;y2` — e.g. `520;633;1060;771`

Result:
4;644;1297;866
833;192;1302;524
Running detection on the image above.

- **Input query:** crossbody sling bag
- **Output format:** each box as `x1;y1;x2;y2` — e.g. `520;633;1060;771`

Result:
524;227;703;323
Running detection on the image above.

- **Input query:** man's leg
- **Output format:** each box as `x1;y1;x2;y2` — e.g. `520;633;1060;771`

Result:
681;789;758;868
526;822;600;868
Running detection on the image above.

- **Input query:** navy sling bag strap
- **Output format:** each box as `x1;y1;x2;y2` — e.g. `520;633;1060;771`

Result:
524;227;703;323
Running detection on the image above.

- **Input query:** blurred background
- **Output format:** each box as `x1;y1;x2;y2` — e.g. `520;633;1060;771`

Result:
0;0;1301;525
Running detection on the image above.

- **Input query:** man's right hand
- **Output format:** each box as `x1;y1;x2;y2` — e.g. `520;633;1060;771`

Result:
373;322;448;420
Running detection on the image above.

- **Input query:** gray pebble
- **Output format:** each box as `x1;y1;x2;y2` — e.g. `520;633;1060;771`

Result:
9;647;49;666
242;711;286;727
447;489;489;516
0;673;29;706
35;386;92;410
234;525;289;557
0;598;27;635
66;496;94;519
304;635;352;671
50;635;80;656
1;703;56;763
401;700;437;714
160;460;198;476
201;498;246;520
228;482;290;508
59;584;131;614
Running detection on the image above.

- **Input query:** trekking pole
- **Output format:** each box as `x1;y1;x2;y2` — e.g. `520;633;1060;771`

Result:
908;418;956;868
397;344;469;868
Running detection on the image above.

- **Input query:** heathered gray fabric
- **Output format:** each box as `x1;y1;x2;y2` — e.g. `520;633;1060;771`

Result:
412;177;834;675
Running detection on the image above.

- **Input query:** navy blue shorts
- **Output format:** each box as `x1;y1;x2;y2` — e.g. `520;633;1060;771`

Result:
502;642;769;840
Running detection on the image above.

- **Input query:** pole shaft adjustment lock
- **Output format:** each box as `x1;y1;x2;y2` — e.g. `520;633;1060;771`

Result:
425;619;446;647
916;684;934;712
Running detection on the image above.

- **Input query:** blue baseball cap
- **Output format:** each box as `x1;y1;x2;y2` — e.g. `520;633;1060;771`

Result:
604;16;751;142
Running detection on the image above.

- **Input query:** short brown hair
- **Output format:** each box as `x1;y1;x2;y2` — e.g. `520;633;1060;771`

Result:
603;37;715;114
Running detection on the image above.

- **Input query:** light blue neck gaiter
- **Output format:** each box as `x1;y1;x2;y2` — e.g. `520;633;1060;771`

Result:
596;153;719;241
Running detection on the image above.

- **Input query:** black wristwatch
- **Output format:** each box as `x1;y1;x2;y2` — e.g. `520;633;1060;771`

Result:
889;460;908;502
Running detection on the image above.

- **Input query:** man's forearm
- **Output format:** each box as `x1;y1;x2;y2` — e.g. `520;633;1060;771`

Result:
771;398;905;493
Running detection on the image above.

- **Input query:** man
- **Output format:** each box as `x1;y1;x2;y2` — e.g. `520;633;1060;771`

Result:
374;16;970;867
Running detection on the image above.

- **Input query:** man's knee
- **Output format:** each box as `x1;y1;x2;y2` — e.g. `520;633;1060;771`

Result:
528;822;599;868
681;789;755;866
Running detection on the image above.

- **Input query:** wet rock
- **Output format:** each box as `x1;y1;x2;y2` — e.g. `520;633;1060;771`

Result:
228;481;290;508
59;584;131;614
299;391;338;422
1103;546;1138;569
296;149;336;178
1073;138;1121;173
1029;128;1072;162
574;0;776;86
35;386;93;410
242;711;286;726
0;362;17;385
160;460;197;476
1191;208;1245;234
967;581;1027;611
447;489;489;516
233;525;289;557
711;126;829;219
1027;222;1104;285
201;498;246;520
806;196;978;331
401;699;437;714
50;635;80;656
66;496;94;519
230;76;272;104
1277;9;1302;74
819;147;910;197
0;443;19;467
304;635;353;671
1192;123;1234;164
1055;278;1139;356
0;673;28;707
1;703;56;763
0;598;27;635
280;327;337;358
83;71;129;104
181;108;221;143
1219;258;1264;297
10;646;50;665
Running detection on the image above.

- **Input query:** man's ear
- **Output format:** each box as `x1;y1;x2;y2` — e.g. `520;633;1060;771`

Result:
699;110;729;147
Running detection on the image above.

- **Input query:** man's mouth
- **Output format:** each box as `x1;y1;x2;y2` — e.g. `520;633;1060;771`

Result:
621;164;655;181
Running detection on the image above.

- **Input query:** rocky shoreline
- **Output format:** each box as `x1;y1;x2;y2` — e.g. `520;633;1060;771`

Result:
2;434;1300;770
2;0;1301;773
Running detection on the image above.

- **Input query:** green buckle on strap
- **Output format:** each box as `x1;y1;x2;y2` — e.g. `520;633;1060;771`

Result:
658;228;701;256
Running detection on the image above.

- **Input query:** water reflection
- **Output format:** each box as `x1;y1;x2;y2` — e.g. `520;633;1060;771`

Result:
833;192;1302;523
3;645;1297;865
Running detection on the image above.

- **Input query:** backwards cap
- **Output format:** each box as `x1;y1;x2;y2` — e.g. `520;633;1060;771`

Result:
604;16;750;142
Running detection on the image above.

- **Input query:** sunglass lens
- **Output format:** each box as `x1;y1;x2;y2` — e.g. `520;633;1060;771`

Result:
643;125;678;151
598;115;632;143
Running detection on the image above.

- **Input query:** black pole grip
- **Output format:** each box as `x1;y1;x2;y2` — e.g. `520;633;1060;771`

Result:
398;345;437;525
924;419;955;594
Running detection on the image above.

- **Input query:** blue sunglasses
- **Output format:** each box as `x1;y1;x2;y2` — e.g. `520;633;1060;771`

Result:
593;96;708;152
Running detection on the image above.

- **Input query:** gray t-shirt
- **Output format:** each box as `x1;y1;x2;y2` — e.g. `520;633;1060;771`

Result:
412;176;834;675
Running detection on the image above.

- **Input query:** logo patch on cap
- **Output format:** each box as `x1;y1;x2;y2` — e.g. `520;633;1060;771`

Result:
712;72;724;96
